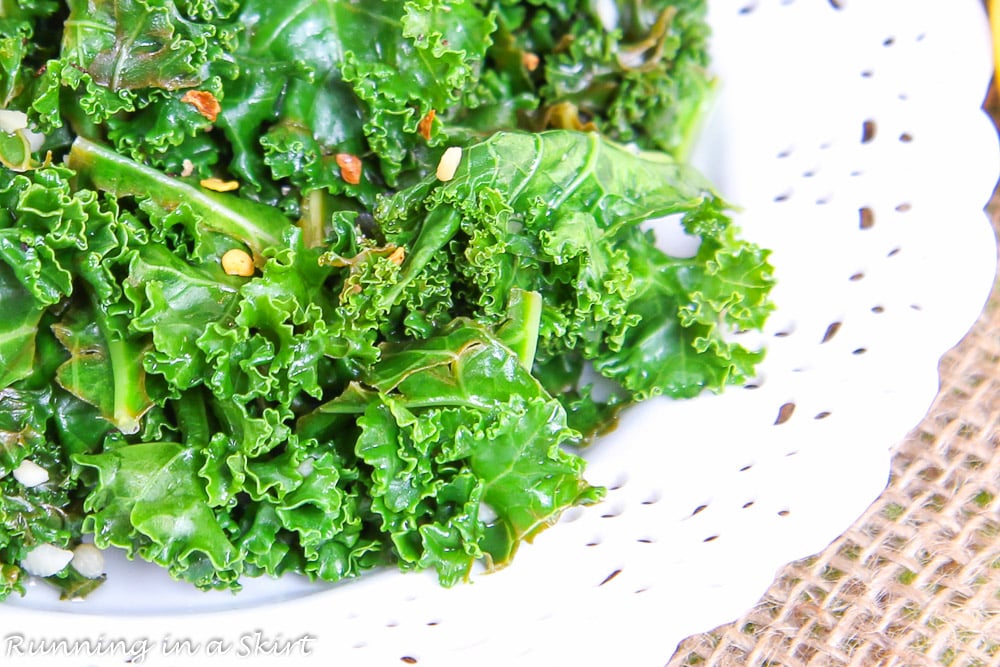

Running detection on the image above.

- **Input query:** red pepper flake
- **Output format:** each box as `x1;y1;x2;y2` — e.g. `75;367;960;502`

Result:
181;90;221;122
521;52;540;72
418;109;436;141
387;246;406;265
335;153;362;185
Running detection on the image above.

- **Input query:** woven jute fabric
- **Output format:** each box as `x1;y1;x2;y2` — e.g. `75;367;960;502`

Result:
666;102;1000;667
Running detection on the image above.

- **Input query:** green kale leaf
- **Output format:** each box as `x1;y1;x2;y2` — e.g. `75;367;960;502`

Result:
306;316;602;583
373;130;772;424
76;442;242;589
0;0;773;602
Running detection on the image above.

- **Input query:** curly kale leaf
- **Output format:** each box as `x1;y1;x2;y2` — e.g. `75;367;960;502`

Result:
0;21;33;112
214;0;494;209
68;137;289;261
76;442;242;589
592;198;774;398
60;0;231;92
103;74;227;178
66;137;347;408
28;0;238;132
0;376;106;600
306;317;602;583
0;161;131;396
0;164;103;307
0;263;46;388
194;232;340;407
0;156;162;434
371;130;770;420
0;0;770;602
456;0;714;160
0;1;61;117
541;0;714;158
51;297;157;436
0;468;79;600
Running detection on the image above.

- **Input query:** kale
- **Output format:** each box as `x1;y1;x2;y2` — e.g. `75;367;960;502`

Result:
0;0;772;598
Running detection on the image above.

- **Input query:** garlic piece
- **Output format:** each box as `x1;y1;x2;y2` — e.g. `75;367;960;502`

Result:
478;502;498;523
22;544;74;577
24;128;45;152
71;544;106;579
13;459;49;487
436;146;462;182
0;109;28;134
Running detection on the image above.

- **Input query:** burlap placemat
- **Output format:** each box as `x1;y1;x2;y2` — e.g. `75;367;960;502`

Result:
665;94;1000;667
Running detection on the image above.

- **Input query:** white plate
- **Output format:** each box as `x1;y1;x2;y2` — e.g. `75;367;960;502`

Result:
3;1;997;666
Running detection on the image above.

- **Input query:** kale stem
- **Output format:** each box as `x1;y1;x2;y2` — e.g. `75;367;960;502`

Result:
68;137;290;263
298;189;326;249
88;297;146;435
497;288;542;370
175;389;212;447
